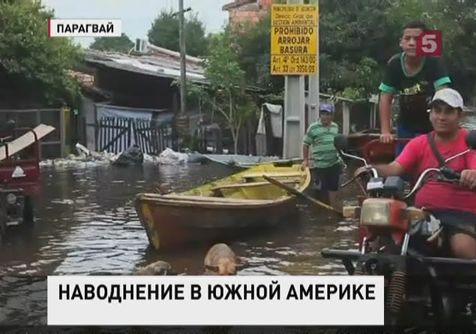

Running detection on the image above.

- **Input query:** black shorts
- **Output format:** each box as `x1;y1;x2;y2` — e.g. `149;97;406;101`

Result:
431;210;476;237
312;164;342;192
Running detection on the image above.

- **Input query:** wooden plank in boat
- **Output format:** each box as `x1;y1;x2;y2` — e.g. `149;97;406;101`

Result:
211;179;297;191
241;171;304;181
161;194;275;203
142;193;276;204
0;124;55;161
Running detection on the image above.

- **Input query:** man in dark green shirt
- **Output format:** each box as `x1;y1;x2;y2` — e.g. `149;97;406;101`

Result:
302;103;341;206
378;21;451;154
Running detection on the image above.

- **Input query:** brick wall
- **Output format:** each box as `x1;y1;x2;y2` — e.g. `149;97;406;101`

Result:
225;0;271;26
259;0;272;8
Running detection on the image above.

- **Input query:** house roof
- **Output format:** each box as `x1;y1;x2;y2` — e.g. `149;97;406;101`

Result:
222;0;256;11
82;45;264;93
84;47;207;84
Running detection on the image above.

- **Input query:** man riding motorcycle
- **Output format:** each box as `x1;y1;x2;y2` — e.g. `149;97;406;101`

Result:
355;88;476;259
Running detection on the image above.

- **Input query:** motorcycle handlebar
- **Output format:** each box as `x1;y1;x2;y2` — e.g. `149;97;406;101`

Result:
440;166;461;181
341;166;378;188
339;137;469;196
404;167;462;199
342;165;462;199
340;167;380;199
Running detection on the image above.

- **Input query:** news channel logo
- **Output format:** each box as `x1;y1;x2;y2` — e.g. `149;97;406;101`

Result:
48;19;122;37
416;30;442;57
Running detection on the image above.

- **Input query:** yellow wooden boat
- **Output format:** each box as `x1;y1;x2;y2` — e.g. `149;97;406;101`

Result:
135;162;311;250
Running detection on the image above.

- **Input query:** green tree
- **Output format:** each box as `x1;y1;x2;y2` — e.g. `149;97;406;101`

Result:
188;31;256;154
0;0;82;106
90;33;134;53
230;13;283;94
318;0;396;99
148;9;208;57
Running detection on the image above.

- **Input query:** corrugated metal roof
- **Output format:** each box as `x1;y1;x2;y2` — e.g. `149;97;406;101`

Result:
84;49;207;84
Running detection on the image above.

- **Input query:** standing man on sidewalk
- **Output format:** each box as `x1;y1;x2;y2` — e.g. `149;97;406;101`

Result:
302;103;342;207
378;21;451;154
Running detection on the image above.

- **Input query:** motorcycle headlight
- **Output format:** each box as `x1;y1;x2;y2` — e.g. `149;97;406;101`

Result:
6;193;17;205
360;199;390;226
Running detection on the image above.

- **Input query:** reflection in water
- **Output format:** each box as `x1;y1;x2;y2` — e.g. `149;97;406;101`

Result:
0;162;358;325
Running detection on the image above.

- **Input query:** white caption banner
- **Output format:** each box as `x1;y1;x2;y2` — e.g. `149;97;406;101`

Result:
48;19;122;37
47;275;384;326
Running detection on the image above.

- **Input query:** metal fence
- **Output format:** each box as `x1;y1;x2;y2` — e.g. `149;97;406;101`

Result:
95;117;174;155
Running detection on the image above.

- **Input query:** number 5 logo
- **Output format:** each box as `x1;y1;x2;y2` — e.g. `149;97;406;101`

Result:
416;30;442;57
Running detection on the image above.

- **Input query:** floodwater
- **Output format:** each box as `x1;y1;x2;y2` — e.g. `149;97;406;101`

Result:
0;161;360;326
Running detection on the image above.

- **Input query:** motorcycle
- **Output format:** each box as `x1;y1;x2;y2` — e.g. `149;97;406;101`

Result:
0;121;41;243
321;131;476;326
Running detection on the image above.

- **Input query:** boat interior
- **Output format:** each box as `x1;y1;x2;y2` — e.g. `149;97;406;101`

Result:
181;162;310;200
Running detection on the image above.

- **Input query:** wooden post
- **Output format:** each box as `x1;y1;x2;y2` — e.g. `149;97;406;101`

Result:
60;106;66;157
369;94;379;129
36;109;43;159
63;106;71;156
342;101;350;135
94;103;99;152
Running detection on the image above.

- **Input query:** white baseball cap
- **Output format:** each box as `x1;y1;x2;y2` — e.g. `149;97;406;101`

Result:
430;88;464;109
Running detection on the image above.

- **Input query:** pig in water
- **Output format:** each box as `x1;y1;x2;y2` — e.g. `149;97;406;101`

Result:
135;260;172;275
204;243;248;275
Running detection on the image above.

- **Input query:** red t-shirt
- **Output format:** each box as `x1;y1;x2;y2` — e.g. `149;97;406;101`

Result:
396;128;476;214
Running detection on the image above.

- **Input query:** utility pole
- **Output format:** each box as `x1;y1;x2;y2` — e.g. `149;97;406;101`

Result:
308;0;319;124
283;0;305;159
173;1;191;143
178;0;186;115
272;0;316;158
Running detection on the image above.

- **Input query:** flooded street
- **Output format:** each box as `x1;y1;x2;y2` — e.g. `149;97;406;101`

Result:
0;161;359;325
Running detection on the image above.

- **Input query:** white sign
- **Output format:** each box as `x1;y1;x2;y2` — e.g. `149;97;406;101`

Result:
11;166;25;178
47;275;384;326
48;19;122;37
